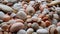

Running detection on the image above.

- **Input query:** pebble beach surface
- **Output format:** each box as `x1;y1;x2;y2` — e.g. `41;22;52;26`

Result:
0;0;60;34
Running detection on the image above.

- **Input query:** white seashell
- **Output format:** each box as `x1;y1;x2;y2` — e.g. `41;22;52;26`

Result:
17;29;26;34
36;29;49;34
27;28;34;34
0;4;14;12
16;11;27;20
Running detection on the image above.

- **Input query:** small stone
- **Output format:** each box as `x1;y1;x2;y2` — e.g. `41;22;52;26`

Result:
17;29;26;34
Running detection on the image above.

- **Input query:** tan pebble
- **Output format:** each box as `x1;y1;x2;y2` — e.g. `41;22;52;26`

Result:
26;5;35;16
27;28;34;34
3;14;11;22
10;23;24;32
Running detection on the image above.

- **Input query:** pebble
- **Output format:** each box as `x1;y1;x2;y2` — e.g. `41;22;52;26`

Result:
36;29;49;34
17;29;26;34
10;23;24;32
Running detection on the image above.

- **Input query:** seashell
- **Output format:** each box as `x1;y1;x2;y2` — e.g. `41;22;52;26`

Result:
17;29;26;34
0;4;17;13
36;29;49;34
3;14;11;22
10;23;24;32
16;11;27;20
26;5;35;16
27;28;34;34
57;22;60;26
31;23;39;30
